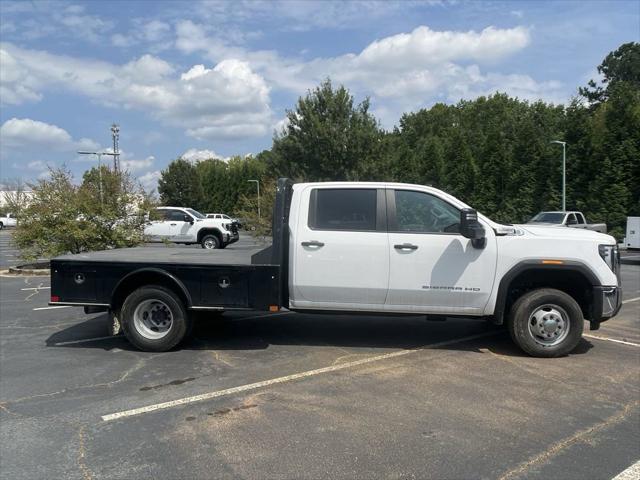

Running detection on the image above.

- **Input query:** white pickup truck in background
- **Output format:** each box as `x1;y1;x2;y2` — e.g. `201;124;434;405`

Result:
144;207;239;249
528;211;607;233
0;213;17;230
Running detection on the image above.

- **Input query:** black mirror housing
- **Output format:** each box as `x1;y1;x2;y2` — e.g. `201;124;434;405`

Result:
183;214;193;223
460;208;485;242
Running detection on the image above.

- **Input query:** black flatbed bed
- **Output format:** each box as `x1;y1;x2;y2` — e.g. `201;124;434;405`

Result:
50;179;294;313
54;245;267;266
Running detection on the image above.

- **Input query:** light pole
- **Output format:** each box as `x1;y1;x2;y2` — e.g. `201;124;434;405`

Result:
247;179;260;219
77;151;117;208
550;140;567;211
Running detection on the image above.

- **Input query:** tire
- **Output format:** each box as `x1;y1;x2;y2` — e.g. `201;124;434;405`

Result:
0;222;3;230
508;288;584;357
201;234;220;249
120;285;191;352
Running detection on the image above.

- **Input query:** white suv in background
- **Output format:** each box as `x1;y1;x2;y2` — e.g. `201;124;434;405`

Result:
0;213;17;230
145;207;239;249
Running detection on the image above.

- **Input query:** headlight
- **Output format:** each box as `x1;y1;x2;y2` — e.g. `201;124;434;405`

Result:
598;244;619;272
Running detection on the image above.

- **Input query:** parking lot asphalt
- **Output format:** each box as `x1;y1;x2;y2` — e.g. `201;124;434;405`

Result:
0;234;639;480
0;229;20;269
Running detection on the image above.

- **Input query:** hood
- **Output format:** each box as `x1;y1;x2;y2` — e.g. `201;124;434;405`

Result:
197;218;229;227
518;224;615;244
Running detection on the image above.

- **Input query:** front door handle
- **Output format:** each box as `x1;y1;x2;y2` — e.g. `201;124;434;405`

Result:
394;243;418;251
170;223;177;226
301;240;325;247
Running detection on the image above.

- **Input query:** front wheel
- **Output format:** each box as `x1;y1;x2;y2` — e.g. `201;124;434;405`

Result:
508;288;583;358
121;286;191;351
0;222;3;230
201;234;220;249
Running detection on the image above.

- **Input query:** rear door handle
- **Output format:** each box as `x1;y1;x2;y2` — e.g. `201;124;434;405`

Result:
301;240;325;247
394;243;418;250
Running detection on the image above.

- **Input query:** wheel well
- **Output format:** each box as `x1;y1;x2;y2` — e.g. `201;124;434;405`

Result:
111;270;190;313
501;268;594;322
197;228;222;243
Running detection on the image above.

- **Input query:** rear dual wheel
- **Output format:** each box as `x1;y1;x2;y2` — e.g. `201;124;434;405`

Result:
121;286;191;351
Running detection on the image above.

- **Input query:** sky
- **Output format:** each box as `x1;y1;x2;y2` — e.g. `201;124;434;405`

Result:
1;0;638;192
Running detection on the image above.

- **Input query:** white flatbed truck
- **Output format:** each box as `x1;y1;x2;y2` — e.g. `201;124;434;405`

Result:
50;179;622;357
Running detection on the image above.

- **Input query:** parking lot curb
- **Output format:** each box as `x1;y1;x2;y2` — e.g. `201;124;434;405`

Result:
7;262;50;276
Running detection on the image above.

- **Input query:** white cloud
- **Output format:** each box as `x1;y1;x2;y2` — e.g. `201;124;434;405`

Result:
0;43;272;140
355;26;530;68
180;148;229;163
138;170;161;193
111;20;172;50
0;48;42;105
0;118;99;151
27;160;46;171
121;155;155;173
2;2;113;43
172;21;559;125
192;0;445;32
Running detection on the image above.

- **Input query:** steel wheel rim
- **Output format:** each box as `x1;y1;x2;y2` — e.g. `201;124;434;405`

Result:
204;238;216;249
527;304;570;347
133;299;173;340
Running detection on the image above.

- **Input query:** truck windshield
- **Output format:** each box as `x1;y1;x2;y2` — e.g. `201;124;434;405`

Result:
186;208;206;219
530;212;565;223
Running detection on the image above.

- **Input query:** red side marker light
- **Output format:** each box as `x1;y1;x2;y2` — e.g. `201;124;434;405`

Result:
50;295;60;303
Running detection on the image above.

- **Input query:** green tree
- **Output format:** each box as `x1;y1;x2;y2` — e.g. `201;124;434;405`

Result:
270;79;383;181
13;166;152;260
579;42;640;104
158;159;205;209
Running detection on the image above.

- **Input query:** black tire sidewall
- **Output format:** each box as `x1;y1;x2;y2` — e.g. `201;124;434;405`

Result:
201;234;219;249
508;288;584;357
121;286;190;352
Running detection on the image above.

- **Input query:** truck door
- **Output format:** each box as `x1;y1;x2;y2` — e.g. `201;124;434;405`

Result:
292;187;389;309
165;210;194;241
145;209;170;241
385;189;497;315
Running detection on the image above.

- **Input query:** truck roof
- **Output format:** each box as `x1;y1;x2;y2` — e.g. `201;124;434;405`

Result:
538;211;581;214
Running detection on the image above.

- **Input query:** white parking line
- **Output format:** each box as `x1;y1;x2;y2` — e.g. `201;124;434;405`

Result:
33;306;71;311
21;286;51;291
612;460;640;480
583;335;640;348
101;330;501;422
53;335;121;346
622;296;640;304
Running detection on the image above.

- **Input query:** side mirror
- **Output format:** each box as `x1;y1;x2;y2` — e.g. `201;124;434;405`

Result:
460;208;486;248
183;214;194;224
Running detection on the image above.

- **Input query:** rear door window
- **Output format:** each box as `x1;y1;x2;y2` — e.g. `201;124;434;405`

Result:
309;189;377;231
